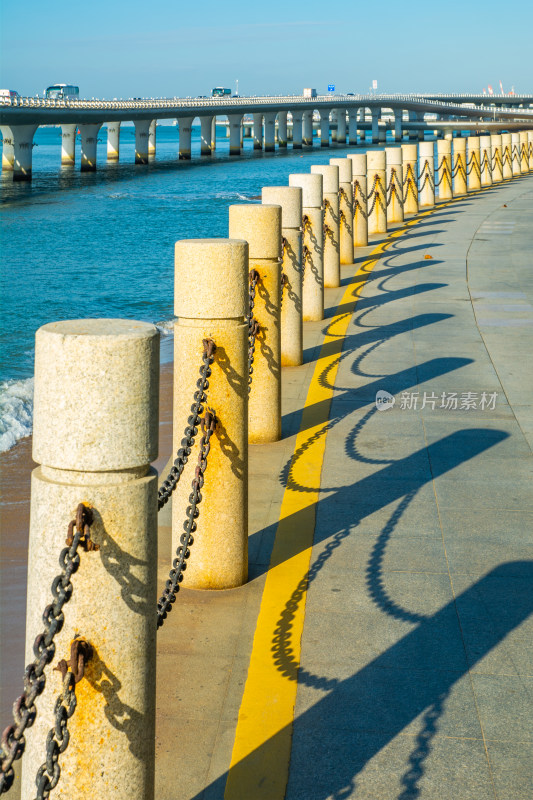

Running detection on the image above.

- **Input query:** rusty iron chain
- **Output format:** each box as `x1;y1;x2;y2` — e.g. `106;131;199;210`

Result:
158;338;216;510
157;410;217;627
34;639;92;799
352;179;367;203
0;506;97;795
248;268;260;393
280;271;287;309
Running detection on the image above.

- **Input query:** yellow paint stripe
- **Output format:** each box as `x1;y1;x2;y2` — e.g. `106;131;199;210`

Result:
224;198;466;799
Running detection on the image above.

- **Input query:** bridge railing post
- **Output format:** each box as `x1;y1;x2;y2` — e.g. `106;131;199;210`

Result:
348;153;368;248
229;204;282;443
262;186;304;366
173;239;249;587
311;164;341;287
330;158;354;264
289;173;324;320
22;318;159;800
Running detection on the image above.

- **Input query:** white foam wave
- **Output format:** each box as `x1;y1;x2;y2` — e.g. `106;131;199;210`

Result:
0;378;34;453
155;318;176;335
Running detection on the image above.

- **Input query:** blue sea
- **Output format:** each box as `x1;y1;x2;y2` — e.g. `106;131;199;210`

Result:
0;124;432;451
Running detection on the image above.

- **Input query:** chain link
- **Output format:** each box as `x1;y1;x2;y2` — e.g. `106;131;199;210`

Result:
352;179;367;203
158;339;216;510
157;410;217;627
0;506;96;795
248;268;260;392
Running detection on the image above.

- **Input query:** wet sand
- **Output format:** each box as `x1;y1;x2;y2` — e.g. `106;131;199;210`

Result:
0;362;173;722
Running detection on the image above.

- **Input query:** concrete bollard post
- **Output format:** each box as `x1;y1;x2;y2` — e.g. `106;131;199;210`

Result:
330;158;354;264
289;173;324;320
319;111;330;147
173;240;248;588
348;153;368;247
436;139;453;200
385;147;404;224
418;141;435;208
311;164;341;287
61;123;77;166
467;136;481;191
134;120;151;164
452;138;467;196
367;150;387;235
479;135;493;187
401;144;419;214
200;116;213;155
519;131;529;173
511;132;520;176
229;205;282;443
291;111;303;149
178;117;193;159
79;123;102;172
501;133;512;179
228;114;243;156
22;318;159;800
528;131;533;171
490;134;503;183
262;186;303;366
148;120;156;159
277;112;288;148
303;112;313;146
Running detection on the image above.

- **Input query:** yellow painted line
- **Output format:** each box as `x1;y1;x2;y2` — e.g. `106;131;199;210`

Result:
224;197;470;799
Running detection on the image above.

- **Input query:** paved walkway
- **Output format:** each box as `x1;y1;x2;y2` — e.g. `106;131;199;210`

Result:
156;177;533;800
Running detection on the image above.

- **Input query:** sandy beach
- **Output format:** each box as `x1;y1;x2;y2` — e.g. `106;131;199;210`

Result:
0;361;174;722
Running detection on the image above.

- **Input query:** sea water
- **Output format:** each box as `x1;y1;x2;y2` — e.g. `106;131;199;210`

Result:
0;124;425;451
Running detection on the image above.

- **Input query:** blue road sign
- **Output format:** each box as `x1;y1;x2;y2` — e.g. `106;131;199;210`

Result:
328;84;335;93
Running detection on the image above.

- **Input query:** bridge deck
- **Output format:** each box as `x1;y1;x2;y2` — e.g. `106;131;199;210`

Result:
156;178;533;799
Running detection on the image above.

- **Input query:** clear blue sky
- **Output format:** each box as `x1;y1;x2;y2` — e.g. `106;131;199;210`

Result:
1;0;531;98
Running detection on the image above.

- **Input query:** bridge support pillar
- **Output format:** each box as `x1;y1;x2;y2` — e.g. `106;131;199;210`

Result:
436;139;453;200
452;137;467;196
229;204;282;443
511;132;520;175
385;147;404;223
79;123;101;172
336;109;347;144
490;134;503;183
348;153;368;247
394;111;403;142
367;149;387;235
291;111;303;149
401;144;419;214
211;117;217;151
467;136;481;191
106;121;120;162
418;141;435;208
371;110;380;144
253;113;263;150
148;120;156;159
348;109;358;145
178;116;193;159
303;111;313;146
264;113;276;152
61;123;76;166
479;135;492;187
228;114;243;156
277;112;288;148
262;186;303;366
519;131;529;173
289;173;324;320
330;158;354;264
330;110;337;143
22;318;159;800
200;115;213;155
357;108;366;140
312;164;340;287
1;127;14;171
320;111;330;147
173;239;248;588
134;119;151;164
501;133;512;179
